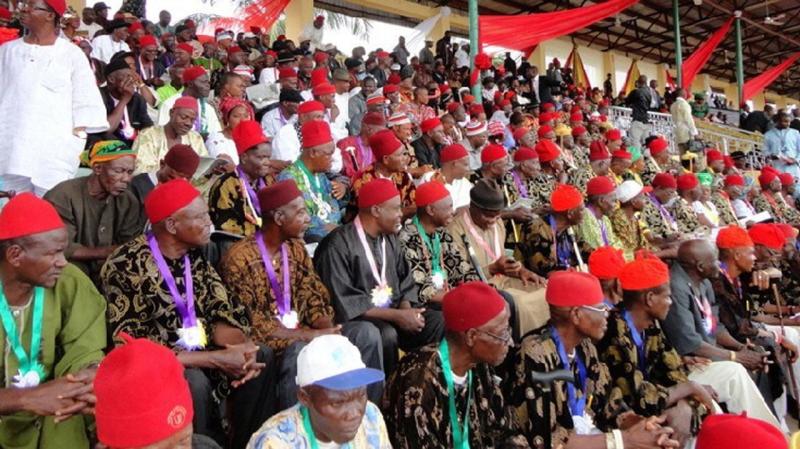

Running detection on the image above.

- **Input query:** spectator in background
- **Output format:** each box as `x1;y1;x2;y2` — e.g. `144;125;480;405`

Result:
77;6;102;38
790;108;800;132
90;19;130;63
670;88;698;153
393;36;409;67
153;9;174;37
741;104;775;134
626;75;652;148
419;39;435;69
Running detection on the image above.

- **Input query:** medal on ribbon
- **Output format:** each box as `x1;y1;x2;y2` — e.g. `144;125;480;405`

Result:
255;233;296;326
413;216;447;291
177;320;208;351
0;286;46;388
355;216;393;309
371;285;394;308
280;311;299;329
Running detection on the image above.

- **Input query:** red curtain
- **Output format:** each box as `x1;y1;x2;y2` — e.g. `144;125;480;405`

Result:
480;0;638;52
681;18;733;92
742;52;800;102
209;0;292;33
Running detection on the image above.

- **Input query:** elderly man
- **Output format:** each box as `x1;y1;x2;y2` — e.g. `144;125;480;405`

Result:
609;181;656;260
421;144;474;211
661;239;782;428
209;120;274;238
277;121;343;242
503;147;543;212
315;179;444;376
384;282;526;448
157;66;221;139
339;112;385;181
588;246;626;307
573;140;611;194
0;193;107;449
413;117;448;169
260;89;302;140
0;0;108;196
461;120;489;171
220;179;382;408
508;271;677;448
44;140;143;282
98;57;154;146
246;335;389;448
273;100;343;174
753;167;800;225
101;179;276;449
129;144;201;204
641;173;682;244
574;176;623;250
133;96;208;174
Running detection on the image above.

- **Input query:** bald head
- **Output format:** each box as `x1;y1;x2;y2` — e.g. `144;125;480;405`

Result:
678;239;719;280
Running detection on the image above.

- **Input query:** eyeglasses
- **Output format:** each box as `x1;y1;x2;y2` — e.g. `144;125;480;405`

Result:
19;2;52;12
475;327;513;344
581;304;612;315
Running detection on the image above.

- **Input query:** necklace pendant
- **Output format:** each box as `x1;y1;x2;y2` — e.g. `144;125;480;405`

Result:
176;322;207;351
371;285;393;308
11;369;41;389
279;311;299;329
431;271;445;290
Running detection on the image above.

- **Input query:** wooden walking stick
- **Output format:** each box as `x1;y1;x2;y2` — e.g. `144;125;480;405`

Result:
771;283;800;415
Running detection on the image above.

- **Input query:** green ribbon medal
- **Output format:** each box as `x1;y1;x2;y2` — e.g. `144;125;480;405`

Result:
439;339;472;449
413;216;446;289
0;285;45;388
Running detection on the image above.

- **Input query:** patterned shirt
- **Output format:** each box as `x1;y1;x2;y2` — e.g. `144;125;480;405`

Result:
671;198;705;235
219;237;335;353
132;125;208;174
247;403;392;449
609;208;652;261
516;215;592;276
277;161;343;241
208;171;274;237
710;191;738;226
641;196;679;241
573;206;623;251
753;191;800;225
351;166;416;212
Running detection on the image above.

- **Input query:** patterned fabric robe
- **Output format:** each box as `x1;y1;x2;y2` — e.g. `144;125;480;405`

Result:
208;171;274;237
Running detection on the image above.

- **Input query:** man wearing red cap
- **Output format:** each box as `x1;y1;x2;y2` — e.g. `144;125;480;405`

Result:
134;34;166;87
674;173;708;233
384;282;527;449
412;117;448;169
605;128;623;152
753;167;800;226
780;172;796;209
597;256;717;446
277;121;343;241
588;246;626;306
420;143;474;211
572;140;611;194
338;112;385;180
532;139;570;207
640;173;682;243
274;100;344;174
129;143;201;207
709;174;744;226
102;179;277;449
504;146;544;213
157;66;221;139
643;136;675;186
509;271;677;448
220;179;382;407
134;95;209;175
574;176;623;251
351;129;416;220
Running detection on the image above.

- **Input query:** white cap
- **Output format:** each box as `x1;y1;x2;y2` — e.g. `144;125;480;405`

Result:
616;180;645;204
296;335;384;390
390;63;401;71
387;112;412;127
465;120;488;137
242;32;257;39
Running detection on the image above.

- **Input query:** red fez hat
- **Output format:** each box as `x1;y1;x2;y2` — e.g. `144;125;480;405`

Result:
696;413;787;449
232;120;269;155
759;169;779;188
362;112;386;127
462;94;475;104
416;181;450;207
550;184;583;212
369;129;403;160
541;102;555;111
446;102;462;113
0;7;10;19
780;172;794;186
298;100;325;115
172;96;198;114
163;144;200;176
440;144;469;164
537;125;553;138
653;173;677;189
535;139;561;163
605;129;622;141
357;178;399;208
266;50;278;59
512;127;530;142
181;65;206;83
420;118;442;134
677;173;699;191
176;43;194;54
443;281;507;332
572;126;587;137
95;334;193;448
589;140;610;161
776;224;799;240
469;103;485;116
706;149;723;163
387;73;402;85
723;155;734;169
258;179;303;214
586;176;616;196
144;179;200;224
612;150;632;160
0;193;64;240
514;147;538;162
301;120;333;149
366;95;386;106
618;255;669;291
383;84;399;94
310;67;329;87
128;21;143;33
588;246;626;280
724;174;745;187
648;137;669;155
539;112;555;123
312;83;336;97
748;224;786;250
313;51;328;64
546;271;603;307
43;0;66;15
279;68;297;80
376;50;390;59
138;35;158;48
570;112;583;122
716;225;753;249
481;144;507;164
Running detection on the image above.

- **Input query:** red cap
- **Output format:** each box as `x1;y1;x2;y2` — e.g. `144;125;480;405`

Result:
776;224;799;240
541;102;555;111
0;7;11;19
181;65;206;83
279;68;297;80
652;173;677;189
416;181;450;207
550;184;583;212
387;73;402;85
312;83;336;97
589;141;610;161
376;50;390;59
369;129;403;160
301;120;333;149
0;193;64;240
677;173;699;191
586;176;616;196
128;21;143;33
443;281;507;332
780;172;794;186
366;95;386;106
537;125;553;138
172;96;198;114
605;129;622;142
546;271;603;307
512;127;530;142
535;139;561;163
469;103;485;116
618;255;670;291
420;118;442;134
232;120;269;155
759;167;779;188
313;51;328;64
227;45;243;55
724;155;734;169
513;147;538;162
383;84;399;94
572;126;587;137
163;144;200;177
144;179;200;224
95;334;193;448
298;100;325;115
310;67;329;87
440;144;469;163
138;35;158;48
570;112;583;122
481;144;507;164
539;112;555;123
446;102;462;113
362;112;385;126
748;224;786;250
258;179;303;213
357;178;400;208
716;225;754;249
612;150;632;160
463;94;475;104
176;43;194;55
648;137;669;155
706;149;723;163
696;413;786;449
724;174;745;187
44;0;66;15
588;246;626;280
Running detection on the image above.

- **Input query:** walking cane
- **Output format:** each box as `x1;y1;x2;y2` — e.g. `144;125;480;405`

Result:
461;234;489;283
771;284;800;419
527;369;575;449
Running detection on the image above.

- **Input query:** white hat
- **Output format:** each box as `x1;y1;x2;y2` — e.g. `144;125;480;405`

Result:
216;32;233;42
465;120;488;137
387;112;411;127
390;63;401;71
242;32;257;39
616;180;645;204
296;335;384;390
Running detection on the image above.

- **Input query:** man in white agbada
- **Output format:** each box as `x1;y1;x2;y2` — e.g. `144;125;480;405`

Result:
300;15;325;53
90;19;130;64
273;100;343;173
670;87;699;152
0;0;108;196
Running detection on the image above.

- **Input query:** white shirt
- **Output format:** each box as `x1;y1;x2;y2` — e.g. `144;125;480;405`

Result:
157;94;222;135
260;107;296;140
300;23;324;52
78;21;103;39
455;49;469;69
670;97;698;144
0;38;108;190
90;34;131;64
273;122;344;173
422;171;473;210
258;66;278;86
334;92;350;130
205;131;239;165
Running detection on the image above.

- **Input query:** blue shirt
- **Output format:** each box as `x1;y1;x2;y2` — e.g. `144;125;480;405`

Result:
277;161;343;242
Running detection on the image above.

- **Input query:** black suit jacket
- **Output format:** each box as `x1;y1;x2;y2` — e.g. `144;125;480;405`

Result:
536;75;561;105
93;87;154;147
